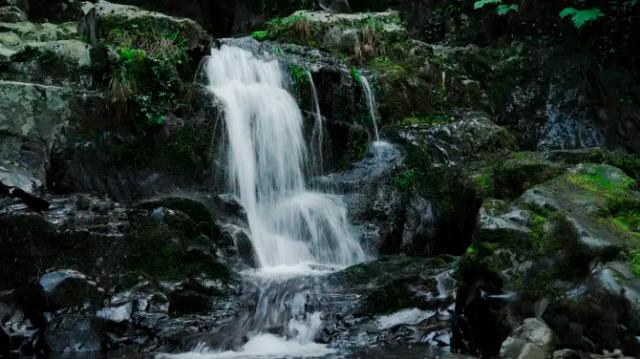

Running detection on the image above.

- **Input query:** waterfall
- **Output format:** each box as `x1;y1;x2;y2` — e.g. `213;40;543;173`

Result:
204;45;365;269
360;76;380;142
164;44;367;358
308;70;324;174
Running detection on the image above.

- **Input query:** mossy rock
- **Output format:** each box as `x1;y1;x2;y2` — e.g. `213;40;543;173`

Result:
125;208;228;283
462;163;640;299
263;10;406;59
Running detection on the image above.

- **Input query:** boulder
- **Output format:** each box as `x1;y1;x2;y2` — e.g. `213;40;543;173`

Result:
0;81;70;182
395;110;516;167
79;0;210;51
500;318;555;359
454;164;640;357
39;270;98;310
44;314;102;353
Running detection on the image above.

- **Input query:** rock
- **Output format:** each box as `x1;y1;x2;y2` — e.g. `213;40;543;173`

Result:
39;270;97;310
318;255;458;348
0;164;49;210
0;289;43;355
27;0;83;22
0;5;24;21
0;81;71;183
319;141;405;254
395;110;516;167
500;318;555;359
79;0;210;51
266;10;406;59
44;314;102;353
0;5;25;22
0;21;78;44
125;206;230;283
455;164;640;357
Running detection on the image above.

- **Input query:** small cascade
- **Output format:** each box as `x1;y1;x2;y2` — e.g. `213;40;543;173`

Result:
308;70;324;174
359;75;380;142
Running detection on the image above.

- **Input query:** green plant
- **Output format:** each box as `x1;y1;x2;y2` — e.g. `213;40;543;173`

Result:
289;64;309;88
496;4;519;15
251;30;268;41
351;67;362;84
105;21;189;129
392;169;416;190
559;8;604;28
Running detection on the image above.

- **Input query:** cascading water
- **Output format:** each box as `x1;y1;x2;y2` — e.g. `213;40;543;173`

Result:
359;76;380;142
163;44;366;358
204;45;365;269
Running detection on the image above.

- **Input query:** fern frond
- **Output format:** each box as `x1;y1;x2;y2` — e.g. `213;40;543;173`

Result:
474;0;502;10
496;4;519;15
560;7;604;28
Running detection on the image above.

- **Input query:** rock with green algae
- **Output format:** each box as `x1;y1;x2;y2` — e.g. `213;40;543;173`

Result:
454;163;640;357
262;10;406;57
470;148;640;202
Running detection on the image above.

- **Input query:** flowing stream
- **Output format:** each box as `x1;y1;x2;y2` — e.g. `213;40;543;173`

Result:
164;44;367;358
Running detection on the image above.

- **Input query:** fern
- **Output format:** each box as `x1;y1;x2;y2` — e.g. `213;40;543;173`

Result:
474;0;502;10
496;4;519;15
559;7;604;28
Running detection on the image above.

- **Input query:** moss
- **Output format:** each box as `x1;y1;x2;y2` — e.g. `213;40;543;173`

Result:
396;114;452;127
629;249;640;277
566;164;636;197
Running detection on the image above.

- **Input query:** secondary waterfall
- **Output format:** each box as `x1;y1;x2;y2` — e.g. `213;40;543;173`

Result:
360;76;380;141
204;45;365;269
308;70;324;175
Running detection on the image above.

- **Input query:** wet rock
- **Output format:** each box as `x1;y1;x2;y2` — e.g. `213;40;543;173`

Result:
319;141;404;254
44;314;102;353
500;318;555;359
0;289;42;355
0;164;49;210
321;255;458;348
39;270;97;310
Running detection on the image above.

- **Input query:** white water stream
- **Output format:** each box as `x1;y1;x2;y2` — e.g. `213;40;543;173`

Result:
359;76;380;142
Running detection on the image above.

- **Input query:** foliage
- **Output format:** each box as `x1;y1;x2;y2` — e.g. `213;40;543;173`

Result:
104;19;189;129
392;169;416;190
288;64;309;88
496;4;519;16
559;8;604;28
351;67;362;84
251;30;268;41
472;0;616;28
473;0;502;10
